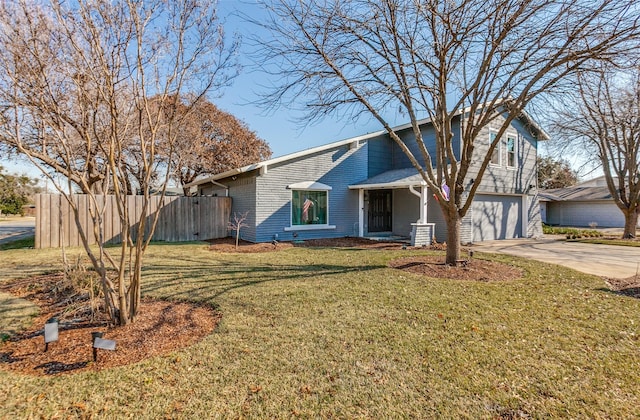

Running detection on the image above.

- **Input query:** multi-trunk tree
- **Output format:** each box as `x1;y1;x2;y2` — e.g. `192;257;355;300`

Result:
0;0;238;324
254;0;639;264
552;67;640;238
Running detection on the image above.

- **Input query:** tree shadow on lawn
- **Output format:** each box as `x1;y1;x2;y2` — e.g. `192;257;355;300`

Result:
598;276;640;300
597;286;640;300
142;256;386;304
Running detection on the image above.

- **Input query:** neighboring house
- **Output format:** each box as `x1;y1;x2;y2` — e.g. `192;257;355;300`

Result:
187;112;547;245
541;176;640;228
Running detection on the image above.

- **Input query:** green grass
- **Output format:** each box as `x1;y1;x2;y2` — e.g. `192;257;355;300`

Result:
0;236;35;250
573;238;640;247
0;292;39;340
1;243;640;418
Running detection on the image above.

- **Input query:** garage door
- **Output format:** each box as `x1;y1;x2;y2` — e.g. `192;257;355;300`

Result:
547;202;626;228
472;194;522;241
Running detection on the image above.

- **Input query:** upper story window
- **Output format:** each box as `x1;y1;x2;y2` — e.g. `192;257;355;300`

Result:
490;132;501;165
285;181;335;231
506;134;517;168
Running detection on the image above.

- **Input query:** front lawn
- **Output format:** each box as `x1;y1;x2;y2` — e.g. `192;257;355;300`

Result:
1;243;639;418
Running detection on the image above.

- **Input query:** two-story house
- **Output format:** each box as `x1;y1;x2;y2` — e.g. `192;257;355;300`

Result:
186;111;547;245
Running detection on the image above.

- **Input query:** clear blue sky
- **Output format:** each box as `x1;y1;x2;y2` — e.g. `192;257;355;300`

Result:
213;0;385;156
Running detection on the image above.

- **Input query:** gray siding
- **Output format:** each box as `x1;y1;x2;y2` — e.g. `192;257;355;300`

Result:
207;174;257;242
527;192;543;237
198;185;228;197
392;189;419;237
392;125;434;169
546;201;634;228
460;211;473;244
253;142;369;242
427;193;449;244
468;114;538;196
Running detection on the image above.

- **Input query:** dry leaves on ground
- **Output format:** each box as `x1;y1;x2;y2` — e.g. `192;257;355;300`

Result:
0;274;220;376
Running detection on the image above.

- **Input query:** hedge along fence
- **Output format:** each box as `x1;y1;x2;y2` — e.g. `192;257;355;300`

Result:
35;194;232;249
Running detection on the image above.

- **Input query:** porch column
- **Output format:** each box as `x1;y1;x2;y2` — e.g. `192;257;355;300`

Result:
420;184;428;223
410;183;434;246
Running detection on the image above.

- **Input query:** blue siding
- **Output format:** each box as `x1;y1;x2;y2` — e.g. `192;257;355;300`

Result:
366;133;394;177
391;124;441;169
254;142;369;242
390;117;463;170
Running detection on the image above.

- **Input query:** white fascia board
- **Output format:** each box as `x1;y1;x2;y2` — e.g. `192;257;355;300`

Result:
348;180;426;190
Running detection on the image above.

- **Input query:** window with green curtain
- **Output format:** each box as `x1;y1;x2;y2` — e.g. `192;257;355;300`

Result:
291;190;328;225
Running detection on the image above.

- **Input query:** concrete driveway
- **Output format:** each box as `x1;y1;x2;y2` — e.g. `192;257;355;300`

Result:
472;237;640;279
0;217;35;245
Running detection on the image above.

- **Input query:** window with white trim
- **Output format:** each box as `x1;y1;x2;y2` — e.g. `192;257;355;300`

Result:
292;190;328;225
490;131;501;165
506;134;517;168
286;181;334;230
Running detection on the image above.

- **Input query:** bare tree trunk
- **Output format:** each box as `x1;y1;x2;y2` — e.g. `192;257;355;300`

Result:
444;213;462;265
623;209;638;239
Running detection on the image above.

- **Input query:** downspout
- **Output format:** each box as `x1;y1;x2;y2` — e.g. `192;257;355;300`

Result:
210;180;229;197
409;184;428;224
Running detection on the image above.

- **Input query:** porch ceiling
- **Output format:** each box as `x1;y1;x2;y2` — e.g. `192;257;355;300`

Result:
349;168;426;190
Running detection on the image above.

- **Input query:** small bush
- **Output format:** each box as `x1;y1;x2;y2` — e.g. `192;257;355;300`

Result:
546;224;602;238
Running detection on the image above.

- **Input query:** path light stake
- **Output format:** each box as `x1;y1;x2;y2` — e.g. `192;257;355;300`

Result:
92;332;116;362
91;332;103;362
44;317;59;352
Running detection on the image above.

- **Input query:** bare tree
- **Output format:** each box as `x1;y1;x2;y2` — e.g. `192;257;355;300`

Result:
253;0;639;264
552;67;640;238
228;211;250;250
0;0;238;324
157;97;271;195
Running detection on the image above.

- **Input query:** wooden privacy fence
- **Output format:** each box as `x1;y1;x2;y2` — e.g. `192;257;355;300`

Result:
35;194;231;249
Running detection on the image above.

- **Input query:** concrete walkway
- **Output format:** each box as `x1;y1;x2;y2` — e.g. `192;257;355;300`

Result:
472;237;640;279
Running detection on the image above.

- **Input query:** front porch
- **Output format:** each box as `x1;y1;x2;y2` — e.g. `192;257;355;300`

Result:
349;168;440;246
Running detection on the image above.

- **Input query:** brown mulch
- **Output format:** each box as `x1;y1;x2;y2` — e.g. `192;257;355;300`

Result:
388;255;523;281
606;276;640;299
207;236;436;252
0;274;220;376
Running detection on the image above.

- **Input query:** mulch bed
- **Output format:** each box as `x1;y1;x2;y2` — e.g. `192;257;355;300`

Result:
207;236;436;252
388;255;523;281
606;276;640;299
0;274;220;376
